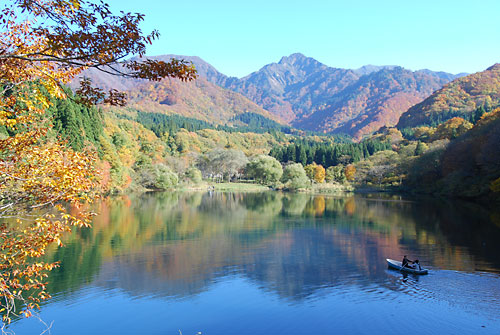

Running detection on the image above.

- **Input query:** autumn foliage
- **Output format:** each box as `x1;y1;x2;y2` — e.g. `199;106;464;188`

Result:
397;64;500;129
0;0;196;325
344;164;356;181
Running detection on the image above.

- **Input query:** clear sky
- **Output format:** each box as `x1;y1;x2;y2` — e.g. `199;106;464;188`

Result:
111;0;500;78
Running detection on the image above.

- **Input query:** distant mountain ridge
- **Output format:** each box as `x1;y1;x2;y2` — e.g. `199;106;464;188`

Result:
74;56;281;126
77;53;466;138
296;66;452;137
173;53;462;138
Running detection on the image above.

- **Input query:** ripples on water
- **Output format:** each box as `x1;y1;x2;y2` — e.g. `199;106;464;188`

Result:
9;192;500;334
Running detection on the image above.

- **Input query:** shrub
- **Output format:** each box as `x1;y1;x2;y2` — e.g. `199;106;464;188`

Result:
245;155;283;185
281;163;309;191
139;164;178;190
185;167;203;184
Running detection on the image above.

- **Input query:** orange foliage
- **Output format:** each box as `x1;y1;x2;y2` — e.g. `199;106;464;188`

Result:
0;0;196;323
313;164;326;183
344;164;356;181
313;197;326;216
344;197;356;215
431;117;473;140
476;107;500;127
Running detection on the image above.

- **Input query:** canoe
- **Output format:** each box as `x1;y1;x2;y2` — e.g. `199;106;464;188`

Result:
386;258;428;275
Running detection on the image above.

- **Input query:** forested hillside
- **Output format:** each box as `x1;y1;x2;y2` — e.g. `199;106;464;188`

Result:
296;67;449;139
397;64;500;128
0;86;103;152
125;76;282;125
418;108;500;197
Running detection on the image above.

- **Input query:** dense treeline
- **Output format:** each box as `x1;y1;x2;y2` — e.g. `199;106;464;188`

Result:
229;112;292;133
411;108;500;197
49;89;104;151
135;111;212;136
0;85;104;152
400;106;489;136
269;139;391;168
135;111;292;137
349;108;500;199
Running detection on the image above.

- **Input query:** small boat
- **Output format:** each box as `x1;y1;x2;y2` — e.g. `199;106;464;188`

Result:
386;258;428;275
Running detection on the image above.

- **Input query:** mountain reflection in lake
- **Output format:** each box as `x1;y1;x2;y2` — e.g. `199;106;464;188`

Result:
11;192;500;334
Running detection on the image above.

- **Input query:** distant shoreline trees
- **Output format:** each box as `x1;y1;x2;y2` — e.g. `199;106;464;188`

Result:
269;139;391;168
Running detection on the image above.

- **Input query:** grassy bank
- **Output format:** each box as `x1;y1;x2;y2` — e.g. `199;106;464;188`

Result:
172;181;355;194
210;182;271;192
312;183;354;194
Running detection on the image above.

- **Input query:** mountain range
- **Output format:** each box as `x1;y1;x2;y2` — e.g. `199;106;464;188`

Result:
78;53;468;138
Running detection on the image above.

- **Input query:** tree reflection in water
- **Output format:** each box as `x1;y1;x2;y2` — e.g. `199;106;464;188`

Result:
43;192;500;304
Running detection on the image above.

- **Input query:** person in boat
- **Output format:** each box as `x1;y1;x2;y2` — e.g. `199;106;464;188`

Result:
402;255;413;268
413;259;421;271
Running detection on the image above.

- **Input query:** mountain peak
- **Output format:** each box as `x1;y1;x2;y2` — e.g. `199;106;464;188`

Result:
354;65;398;76
487;63;500;71
278;53;308;65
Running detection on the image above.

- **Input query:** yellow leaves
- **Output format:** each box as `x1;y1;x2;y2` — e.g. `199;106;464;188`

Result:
491;177;500;193
304;163;326;183
0;0;199;321
313;164;326;183
0;91;97;322
21;310;32;318
432;117;473;140
344;164;356;181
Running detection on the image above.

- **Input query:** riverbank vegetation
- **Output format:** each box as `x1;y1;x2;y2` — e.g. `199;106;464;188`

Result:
94;104;500;201
352;108;500;199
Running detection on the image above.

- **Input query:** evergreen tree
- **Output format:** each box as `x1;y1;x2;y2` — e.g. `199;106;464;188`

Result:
474;106;486;124
306;148;315;164
286;145;296;162
414;141;428;156
298;145;307;165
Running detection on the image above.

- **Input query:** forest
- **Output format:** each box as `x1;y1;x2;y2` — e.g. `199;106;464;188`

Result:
134;111;292;137
269;139;391;167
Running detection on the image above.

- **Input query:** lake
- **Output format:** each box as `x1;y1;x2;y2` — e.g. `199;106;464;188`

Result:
10;191;500;334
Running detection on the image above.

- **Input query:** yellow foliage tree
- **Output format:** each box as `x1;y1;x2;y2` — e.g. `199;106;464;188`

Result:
313;164;326;183
304;163;316;181
413;126;436;142
491;177;500;193
0;0;196;324
344;164;356;181
431;117;473;140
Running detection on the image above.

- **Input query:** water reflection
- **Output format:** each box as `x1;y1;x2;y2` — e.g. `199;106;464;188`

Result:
42;192;500;305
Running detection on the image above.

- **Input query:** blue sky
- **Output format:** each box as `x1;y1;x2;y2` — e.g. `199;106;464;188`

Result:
112;0;500;78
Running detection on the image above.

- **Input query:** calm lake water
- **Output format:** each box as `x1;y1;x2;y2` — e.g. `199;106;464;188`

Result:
10;191;500;334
